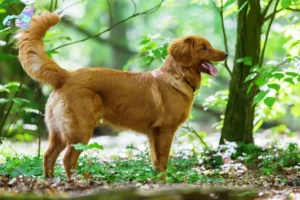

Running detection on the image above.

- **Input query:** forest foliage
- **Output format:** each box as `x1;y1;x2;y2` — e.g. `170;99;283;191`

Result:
0;0;299;144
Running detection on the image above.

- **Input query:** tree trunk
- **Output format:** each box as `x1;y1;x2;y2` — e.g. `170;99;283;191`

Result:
108;0;131;70
220;0;262;144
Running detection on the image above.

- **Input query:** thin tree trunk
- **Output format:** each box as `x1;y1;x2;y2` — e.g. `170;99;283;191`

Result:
220;0;262;144
109;0;131;70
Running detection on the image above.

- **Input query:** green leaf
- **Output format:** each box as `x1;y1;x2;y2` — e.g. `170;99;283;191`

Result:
5;82;20;92
72;143;89;151
72;142;104;151
281;0;292;8
264;97;276;108
273;73;285;80
212;156;223;165
267;83;280;91
140;42;157;52
141;55;153;66
253;91;268;105
0;97;27;105
88;143;104;150
291;106;300;117
254;76;267;86
284;77;294;84
140;36;151;45
23;107;40;115
0;98;9;104
250;64;259;73
247;82;253;95
0;53;15;61
236;56;252;66
238;1;248;13
253;118;264;133
46;50;58;58
223;0;235;10
9;97;29;105
286;72;298;77
0;85;6;92
244;73;257;83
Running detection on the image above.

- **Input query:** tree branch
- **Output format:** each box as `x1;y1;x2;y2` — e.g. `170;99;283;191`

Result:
130;0;137;15
0;78;24;140
106;0;113;24
261;0;274;17
61;18;137;55
55;0;58;10
57;0;87;14
287;8;300;12
259;0;280;67
193;103;221;118
182;125;209;149
50;0;54;12
264;4;300;22
210;0;232;77
193;103;290;130
52;0;164;51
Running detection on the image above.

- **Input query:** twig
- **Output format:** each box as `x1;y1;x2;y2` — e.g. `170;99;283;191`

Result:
4;113;18;136
275;59;291;68
55;0;58;10
261;0;274;17
50;0;53;12
264;3;300;21
210;0;232;77
287;8;300;12
193;103;221;118
37;87;42;157
12;167;28;181
52;0;164;51
61;18;137;54
130;0;137;15
3;140;18;156
106;0;113;24
12;167;24;176
182;125;209;149
0;78;25;139
57;0;87;14
259;0;280;68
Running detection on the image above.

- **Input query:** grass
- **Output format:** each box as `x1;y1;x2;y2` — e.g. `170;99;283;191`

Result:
0;142;300;184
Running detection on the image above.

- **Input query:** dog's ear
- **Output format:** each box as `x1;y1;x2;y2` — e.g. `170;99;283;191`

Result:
169;37;194;66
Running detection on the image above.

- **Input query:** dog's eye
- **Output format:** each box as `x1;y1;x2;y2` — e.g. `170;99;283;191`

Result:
201;46;207;51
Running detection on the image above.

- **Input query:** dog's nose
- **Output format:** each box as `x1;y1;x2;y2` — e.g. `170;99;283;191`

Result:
223;52;228;58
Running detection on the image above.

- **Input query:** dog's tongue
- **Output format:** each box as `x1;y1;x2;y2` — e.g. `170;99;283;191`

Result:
201;61;219;76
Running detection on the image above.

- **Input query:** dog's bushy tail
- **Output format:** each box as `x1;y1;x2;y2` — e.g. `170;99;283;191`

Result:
17;12;70;88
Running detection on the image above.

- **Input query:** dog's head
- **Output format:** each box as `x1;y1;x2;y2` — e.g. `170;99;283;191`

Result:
168;35;227;76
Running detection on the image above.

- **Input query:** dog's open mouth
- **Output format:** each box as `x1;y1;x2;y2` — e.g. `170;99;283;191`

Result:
200;61;219;76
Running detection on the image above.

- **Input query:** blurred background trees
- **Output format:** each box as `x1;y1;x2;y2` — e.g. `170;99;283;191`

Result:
0;0;299;145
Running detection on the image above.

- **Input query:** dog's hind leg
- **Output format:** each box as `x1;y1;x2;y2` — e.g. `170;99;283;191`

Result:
62;94;102;180
43;130;66;178
63;133;92;179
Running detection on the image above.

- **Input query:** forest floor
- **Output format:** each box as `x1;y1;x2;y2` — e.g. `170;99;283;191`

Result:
1;130;300;199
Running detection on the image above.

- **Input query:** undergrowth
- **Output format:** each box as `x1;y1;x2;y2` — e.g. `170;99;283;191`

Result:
0;142;300;184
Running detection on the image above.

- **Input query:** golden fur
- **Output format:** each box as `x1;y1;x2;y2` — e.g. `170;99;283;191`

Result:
17;12;227;180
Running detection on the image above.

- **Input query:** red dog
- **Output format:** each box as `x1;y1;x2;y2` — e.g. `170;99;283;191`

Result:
17;12;227;180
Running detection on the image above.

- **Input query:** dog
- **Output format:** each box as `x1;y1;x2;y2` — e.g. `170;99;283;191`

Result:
17;12;227;180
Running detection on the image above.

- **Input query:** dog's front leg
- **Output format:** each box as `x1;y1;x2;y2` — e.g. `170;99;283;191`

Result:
148;126;176;180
